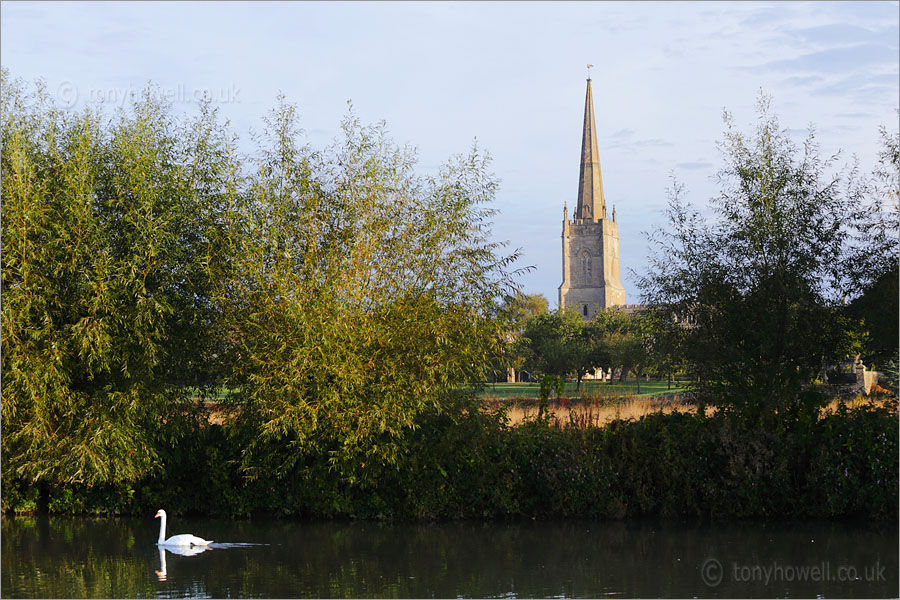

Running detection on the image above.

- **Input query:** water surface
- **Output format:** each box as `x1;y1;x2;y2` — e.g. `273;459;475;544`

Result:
2;516;896;598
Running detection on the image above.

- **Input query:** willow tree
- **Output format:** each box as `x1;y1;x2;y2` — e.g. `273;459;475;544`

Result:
1;72;235;490
217;98;521;487
637;94;859;423
845;125;899;367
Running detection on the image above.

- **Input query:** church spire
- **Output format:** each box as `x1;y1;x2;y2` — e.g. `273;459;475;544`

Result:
575;77;606;221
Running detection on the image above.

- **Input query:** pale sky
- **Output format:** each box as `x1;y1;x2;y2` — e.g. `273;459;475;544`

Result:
2;1;898;305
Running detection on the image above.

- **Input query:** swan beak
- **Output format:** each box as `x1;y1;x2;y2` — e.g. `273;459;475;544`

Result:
154;511;162;518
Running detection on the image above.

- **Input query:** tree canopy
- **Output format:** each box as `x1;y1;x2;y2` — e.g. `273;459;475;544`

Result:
845;125;899;367
1;73;227;485
218;98;523;482
1;73;523;492
636;94;896;422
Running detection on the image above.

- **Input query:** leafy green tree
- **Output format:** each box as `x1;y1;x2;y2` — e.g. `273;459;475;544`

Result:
499;293;549;332
589;307;664;393
498;293;549;380
618;312;654;393
518;308;605;391
570;313;609;391
593;305;688;390
846;125;899;368
216;98;521;486
1;72;231;489
587;307;631;382
517;310;580;381
636;94;861;423
640;307;686;390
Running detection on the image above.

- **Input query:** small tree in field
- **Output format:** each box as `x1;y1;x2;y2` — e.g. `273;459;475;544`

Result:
640;306;686;390
517;309;583;383
637;94;861;424
517;308;606;392
498;292;549;381
587;307;632;383
499;293;549;333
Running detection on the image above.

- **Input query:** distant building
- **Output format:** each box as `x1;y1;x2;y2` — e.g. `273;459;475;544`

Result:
558;77;626;320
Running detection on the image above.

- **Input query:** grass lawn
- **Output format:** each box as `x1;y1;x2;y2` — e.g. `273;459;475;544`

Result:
479;380;688;399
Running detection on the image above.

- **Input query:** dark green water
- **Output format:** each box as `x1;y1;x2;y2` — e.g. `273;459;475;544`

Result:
2;515;896;598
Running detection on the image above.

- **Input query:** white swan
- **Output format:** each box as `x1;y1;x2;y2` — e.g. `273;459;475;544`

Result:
154;509;213;547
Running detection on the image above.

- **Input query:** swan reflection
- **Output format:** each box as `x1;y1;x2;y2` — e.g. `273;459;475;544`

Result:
155;545;209;581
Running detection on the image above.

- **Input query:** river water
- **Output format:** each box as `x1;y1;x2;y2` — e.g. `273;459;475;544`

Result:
2;515;896;598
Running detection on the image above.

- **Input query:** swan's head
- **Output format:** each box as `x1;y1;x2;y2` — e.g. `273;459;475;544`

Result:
154;509;166;519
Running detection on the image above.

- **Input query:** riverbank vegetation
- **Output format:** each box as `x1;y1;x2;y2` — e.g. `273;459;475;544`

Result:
2;72;897;520
3;395;896;519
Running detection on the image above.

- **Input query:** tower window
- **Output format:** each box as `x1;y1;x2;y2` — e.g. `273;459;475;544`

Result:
583;304;589;317
581;253;592;280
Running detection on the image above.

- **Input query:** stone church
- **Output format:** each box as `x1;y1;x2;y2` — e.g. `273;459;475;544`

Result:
558;77;626;320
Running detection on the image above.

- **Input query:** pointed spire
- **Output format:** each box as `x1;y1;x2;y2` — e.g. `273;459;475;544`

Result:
575;77;606;221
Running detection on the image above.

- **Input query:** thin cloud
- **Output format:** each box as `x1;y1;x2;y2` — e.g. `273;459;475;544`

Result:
834;112;875;119
755;44;896;74
811;74;898;102
604;138;673;153
779;75;825;87
676;161;714;170
791;23;896;48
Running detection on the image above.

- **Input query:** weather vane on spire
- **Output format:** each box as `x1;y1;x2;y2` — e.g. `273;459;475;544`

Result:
587;63;593;79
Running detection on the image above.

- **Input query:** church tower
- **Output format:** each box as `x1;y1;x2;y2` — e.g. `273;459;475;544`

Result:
558;77;626;320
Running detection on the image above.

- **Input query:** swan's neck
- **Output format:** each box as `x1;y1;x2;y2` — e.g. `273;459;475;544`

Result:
157;514;167;544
